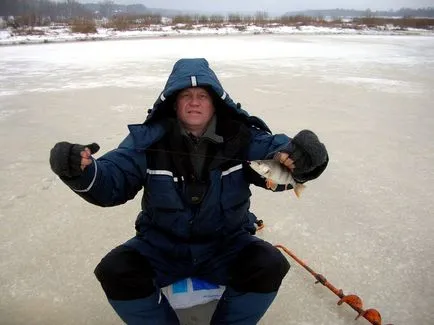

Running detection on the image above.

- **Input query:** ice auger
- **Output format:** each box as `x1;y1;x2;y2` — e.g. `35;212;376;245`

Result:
275;244;393;325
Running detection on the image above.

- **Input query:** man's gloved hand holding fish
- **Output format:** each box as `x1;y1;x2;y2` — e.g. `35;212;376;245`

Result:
275;129;329;183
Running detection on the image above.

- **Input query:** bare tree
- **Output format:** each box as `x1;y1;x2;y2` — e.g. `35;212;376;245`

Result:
255;11;269;25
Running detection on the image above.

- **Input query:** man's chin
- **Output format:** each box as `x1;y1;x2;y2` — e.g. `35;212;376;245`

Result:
185;118;205;125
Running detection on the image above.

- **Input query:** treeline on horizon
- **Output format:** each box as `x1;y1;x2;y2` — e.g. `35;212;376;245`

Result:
1;0;434;33
1;0;434;19
285;7;434;18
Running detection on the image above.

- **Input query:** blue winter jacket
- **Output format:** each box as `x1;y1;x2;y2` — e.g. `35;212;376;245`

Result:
63;58;293;265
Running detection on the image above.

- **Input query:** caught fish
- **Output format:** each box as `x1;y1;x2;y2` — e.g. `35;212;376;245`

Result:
249;159;306;197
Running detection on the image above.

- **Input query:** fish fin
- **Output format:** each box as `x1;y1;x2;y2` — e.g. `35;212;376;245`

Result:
293;184;306;198
265;179;277;191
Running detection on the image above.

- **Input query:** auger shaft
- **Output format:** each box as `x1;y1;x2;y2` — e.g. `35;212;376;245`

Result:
275;244;389;325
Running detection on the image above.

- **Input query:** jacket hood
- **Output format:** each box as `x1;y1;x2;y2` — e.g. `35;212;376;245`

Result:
144;58;271;133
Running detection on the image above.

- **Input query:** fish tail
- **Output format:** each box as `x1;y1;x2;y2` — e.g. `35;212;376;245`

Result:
293;183;306;198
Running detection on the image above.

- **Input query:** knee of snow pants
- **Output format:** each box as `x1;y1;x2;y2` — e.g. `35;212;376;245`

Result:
94;245;156;300
94;245;179;324
229;240;290;293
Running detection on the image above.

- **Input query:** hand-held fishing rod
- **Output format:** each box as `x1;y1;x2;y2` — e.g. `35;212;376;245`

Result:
275;244;393;325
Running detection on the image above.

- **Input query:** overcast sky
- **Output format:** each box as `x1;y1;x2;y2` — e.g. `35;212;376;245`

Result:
80;0;434;13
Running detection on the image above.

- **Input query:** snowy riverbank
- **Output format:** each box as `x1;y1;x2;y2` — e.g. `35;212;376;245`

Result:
1;23;434;46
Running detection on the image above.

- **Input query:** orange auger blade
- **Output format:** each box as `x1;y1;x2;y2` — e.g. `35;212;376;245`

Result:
275;244;392;325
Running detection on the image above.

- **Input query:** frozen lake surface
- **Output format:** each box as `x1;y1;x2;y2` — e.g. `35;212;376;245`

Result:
1;34;434;325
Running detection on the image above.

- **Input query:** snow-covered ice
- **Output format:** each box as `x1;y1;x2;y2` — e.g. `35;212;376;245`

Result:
0;34;433;325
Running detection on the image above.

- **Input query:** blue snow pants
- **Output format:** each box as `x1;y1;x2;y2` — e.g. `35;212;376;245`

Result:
94;234;290;324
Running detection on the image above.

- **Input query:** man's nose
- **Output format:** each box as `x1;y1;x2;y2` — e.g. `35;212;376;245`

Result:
190;95;200;105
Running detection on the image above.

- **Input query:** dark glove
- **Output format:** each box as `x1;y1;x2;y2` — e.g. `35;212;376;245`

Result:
287;130;328;181
49;142;100;178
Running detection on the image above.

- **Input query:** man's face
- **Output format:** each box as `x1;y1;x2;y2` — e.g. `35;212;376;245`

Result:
175;87;215;134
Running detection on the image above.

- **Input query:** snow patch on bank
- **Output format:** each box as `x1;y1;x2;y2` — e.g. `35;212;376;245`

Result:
1;24;433;46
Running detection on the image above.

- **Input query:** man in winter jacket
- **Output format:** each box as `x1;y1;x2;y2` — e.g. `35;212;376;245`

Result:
49;58;329;324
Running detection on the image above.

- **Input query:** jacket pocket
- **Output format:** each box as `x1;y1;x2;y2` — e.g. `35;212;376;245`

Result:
220;186;251;210
220;169;252;232
146;176;184;209
220;165;251;209
145;176;189;238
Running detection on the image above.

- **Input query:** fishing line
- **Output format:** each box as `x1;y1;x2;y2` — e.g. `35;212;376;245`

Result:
143;147;251;163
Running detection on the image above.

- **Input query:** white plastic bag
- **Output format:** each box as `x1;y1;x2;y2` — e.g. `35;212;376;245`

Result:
162;277;225;309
